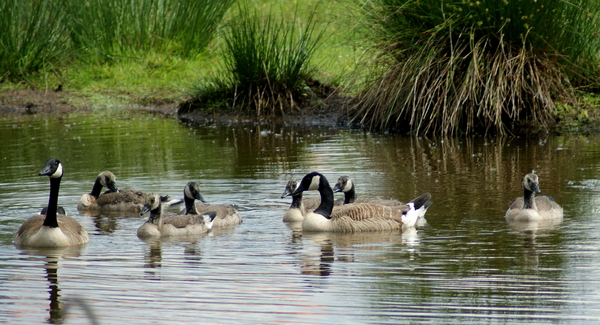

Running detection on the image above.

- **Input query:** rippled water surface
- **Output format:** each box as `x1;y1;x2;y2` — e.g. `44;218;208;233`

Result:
2;110;600;324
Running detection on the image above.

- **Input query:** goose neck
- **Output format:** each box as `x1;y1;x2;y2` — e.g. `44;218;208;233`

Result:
149;206;163;226
90;178;104;198
523;188;537;210
314;180;334;219
43;177;61;228
184;196;199;214
290;192;303;209
344;186;356;204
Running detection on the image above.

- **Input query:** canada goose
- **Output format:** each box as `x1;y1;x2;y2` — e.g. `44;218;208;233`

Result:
505;171;564;222
77;171;175;214
333;175;432;221
14;159;89;247
280;178;321;222
77;171;118;211
284;172;428;233
137;193;217;238
180;182;242;228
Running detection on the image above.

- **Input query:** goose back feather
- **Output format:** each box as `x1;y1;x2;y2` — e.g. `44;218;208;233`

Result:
333;175;432;222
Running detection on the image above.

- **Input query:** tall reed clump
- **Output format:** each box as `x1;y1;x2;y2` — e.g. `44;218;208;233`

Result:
0;0;69;81
180;6;325;116
350;0;600;135
65;0;234;61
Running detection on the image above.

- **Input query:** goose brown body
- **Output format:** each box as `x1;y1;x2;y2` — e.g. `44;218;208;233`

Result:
333;175;432;222
305;202;405;233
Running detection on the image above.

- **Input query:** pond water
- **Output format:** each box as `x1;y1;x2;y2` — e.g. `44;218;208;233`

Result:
1;110;600;324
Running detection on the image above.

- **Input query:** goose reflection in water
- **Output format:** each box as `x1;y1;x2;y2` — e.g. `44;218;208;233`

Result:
140;235;211;278
506;218;563;270
16;247;97;324
299;231;417;276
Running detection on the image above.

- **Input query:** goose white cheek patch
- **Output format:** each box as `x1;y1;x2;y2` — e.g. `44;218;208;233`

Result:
50;163;63;178
308;175;320;191
343;179;353;192
184;186;194;199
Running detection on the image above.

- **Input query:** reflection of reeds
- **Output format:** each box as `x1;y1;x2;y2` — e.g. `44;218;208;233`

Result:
354;135;585;218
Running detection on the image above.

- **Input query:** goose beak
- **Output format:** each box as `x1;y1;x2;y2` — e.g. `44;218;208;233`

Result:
281;186;294;199
38;163;54;176
108;183;118;192
140;205;151;216
332;183;342;193
195;193;206;203
530;182;541;193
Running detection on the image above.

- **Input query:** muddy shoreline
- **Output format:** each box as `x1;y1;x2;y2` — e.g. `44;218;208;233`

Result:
0;88;348;127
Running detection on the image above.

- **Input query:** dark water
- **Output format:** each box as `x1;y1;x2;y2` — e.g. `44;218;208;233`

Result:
1;110;600;324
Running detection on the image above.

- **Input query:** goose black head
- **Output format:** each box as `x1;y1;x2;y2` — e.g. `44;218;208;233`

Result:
184;182;205;203
333;175;353;193
39;158;63;179
289;172;327;196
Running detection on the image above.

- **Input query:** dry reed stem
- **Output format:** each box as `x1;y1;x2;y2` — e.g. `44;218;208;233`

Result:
350;33;576;135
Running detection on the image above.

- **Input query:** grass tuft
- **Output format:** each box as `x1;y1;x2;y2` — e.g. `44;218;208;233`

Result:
350;0;600;135
180;4;326;116
0;0;68;81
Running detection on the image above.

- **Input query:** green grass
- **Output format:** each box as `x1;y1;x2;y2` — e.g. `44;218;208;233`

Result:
349;0;600;135
65;0;234;61
1;0;360;112
0;0;69;81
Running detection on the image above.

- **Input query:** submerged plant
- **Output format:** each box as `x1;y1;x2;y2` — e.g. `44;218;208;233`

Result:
350;0;600;135
181;5;325;116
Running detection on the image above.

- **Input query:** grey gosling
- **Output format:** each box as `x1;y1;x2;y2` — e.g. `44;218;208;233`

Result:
280;178;321;222
137;193;216;238
180;182;242;228
505;171;563;222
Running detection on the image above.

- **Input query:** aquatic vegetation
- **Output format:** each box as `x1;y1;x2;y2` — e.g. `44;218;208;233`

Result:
349;0;600;135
